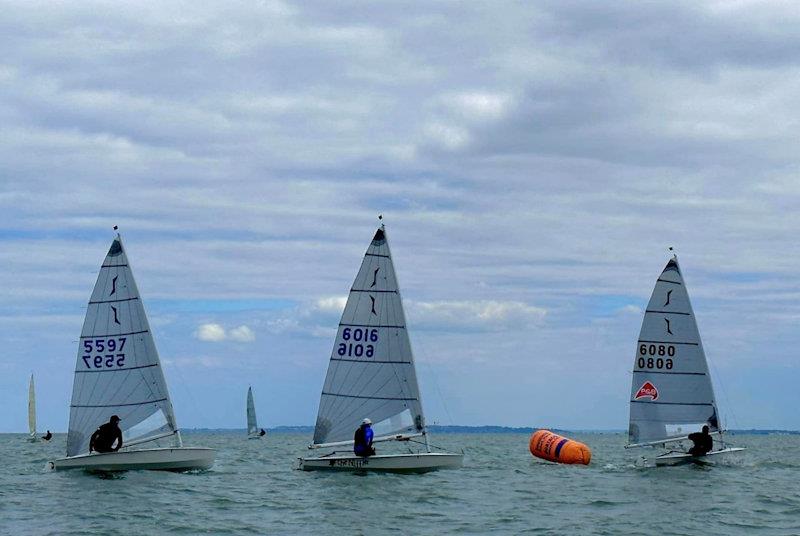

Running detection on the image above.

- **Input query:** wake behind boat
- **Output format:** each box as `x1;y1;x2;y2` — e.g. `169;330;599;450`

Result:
298;223;463;473
625;254;744;467
49;231;214;472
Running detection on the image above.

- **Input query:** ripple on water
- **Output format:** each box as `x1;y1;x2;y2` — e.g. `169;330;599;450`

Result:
0;432;796;535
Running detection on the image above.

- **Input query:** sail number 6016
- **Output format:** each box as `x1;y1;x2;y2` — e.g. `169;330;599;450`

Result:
338;328;378;358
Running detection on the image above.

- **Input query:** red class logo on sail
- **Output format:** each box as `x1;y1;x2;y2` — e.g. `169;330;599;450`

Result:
634;381;659;401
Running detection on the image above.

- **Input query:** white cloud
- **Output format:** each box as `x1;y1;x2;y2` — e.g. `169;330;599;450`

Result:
314;296;347;313
194;323;255;343
448;92;513;120
407;300;546;331
195;323;226;342
229;325;256;342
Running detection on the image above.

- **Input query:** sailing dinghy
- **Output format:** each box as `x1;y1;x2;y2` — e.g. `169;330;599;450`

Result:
28;374;37;442
49;232;215;472
246;386;264;439
298;225;463;473
626;255;744;466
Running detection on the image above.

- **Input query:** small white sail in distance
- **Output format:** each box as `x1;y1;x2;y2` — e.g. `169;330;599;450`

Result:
28;374;36;439
66;233;181;456
246;386;259;437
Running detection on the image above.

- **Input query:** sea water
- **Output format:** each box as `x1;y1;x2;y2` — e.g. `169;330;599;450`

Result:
0;432;797;535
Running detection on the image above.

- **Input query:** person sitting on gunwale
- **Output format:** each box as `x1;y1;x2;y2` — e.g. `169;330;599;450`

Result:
354;418;376;457
89;415;123;453
687;425;713;456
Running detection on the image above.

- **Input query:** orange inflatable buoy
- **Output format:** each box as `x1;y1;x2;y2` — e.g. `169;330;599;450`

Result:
529;429;591;465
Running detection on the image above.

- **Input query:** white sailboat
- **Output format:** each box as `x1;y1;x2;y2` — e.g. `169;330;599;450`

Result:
298;224;463;473
28;374;37;442
625;254;744;466
49;231;215;471
246;386;264;439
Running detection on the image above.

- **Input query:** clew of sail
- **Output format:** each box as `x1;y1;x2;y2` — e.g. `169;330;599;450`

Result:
627;256;719;447
247;386;258;436
311;226;425;447
28;374;36;438
66;235;179;457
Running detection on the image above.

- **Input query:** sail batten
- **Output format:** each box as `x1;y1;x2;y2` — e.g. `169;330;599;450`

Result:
66;235;179;457
311;226;425;446
627;256;719;447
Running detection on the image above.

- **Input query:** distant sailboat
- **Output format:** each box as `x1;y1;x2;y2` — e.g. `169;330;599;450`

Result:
625;255;744;466
28;374;37;442
246;386;265;439
298;224;463;472
49;231;215;471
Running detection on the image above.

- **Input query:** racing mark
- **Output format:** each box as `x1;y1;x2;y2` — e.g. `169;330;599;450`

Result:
665;318;673;335
111;306;120;325
664;289;672;307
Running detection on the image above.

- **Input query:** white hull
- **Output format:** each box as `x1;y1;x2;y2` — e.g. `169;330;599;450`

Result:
49;447;215;472
298;452;463;473
655;447;746;467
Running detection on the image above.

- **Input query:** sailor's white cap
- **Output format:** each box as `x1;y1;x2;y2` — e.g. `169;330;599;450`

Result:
361;418;372;425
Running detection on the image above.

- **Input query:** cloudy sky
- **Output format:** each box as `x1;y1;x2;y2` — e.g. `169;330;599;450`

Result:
2;0;799;433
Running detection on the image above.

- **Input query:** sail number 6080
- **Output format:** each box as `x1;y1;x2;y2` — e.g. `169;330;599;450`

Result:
639;344;675;357
638;343;675;370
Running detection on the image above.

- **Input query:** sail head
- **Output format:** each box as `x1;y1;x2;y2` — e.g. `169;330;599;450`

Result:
628;257;719;446
312;227;425;446
66;235;179;456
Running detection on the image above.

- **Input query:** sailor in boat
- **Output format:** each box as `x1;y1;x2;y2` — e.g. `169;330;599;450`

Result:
687;425;713;457
259;429;266;437
354;418;376;457
89;415;123;453
42;430;52;441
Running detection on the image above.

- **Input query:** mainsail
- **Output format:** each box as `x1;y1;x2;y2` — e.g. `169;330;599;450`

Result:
312;226;425;446
66;234;180;457
28;374;36;438
628;256;719;447
246;386;258;436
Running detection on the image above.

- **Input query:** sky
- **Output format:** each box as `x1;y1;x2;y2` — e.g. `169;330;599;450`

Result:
1;0;799;433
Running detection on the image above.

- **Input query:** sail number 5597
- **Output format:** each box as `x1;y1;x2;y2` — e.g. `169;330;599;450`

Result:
82;337;127;369
338;328;378;358
637;343;674;370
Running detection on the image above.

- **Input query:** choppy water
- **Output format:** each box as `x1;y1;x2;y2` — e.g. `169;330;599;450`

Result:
0;432;797;535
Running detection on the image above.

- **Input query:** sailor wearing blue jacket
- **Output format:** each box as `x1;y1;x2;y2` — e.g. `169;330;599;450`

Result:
354;418;376;457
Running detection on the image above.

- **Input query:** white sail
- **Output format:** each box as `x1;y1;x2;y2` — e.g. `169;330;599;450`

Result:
628;256;719;447
28;374;36;438
66;234;180;457
312;226;425;446
246;386;258;436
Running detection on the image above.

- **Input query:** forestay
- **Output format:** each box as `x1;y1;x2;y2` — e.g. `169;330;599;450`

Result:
247;386;258;436
312;226;425;446
66;235;179;457
628;256;719;446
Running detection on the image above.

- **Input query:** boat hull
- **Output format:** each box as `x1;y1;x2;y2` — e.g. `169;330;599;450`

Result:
298;452;463;473
655;447;745;467
49;447;215;472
